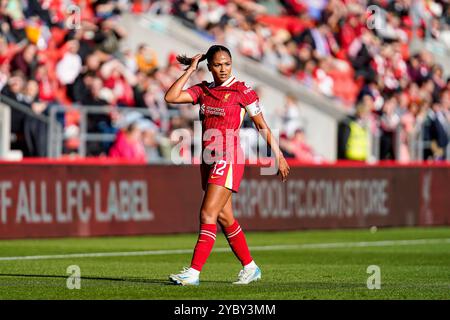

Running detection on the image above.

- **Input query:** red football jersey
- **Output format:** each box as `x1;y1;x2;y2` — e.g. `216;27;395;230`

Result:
186;76;260;163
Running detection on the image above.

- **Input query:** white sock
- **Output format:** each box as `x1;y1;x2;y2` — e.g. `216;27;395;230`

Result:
244;260;257;270
188;268;200;276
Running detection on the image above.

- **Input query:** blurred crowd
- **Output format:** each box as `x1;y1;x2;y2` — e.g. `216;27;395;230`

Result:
152;0;450;161
0;0;317;162
0;0;186;161
1;0;449;162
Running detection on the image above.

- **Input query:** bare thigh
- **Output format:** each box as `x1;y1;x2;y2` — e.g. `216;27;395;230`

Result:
200;184;232;225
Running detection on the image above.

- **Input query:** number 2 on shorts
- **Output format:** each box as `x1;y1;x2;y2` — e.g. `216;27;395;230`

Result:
213;160;227;176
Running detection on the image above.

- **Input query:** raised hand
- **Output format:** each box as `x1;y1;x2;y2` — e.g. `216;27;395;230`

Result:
188;54;204;72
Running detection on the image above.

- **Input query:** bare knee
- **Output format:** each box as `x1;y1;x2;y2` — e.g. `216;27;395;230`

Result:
200;207;218;224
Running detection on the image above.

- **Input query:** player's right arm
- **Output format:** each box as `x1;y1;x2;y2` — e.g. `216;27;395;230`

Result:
164;54;203;104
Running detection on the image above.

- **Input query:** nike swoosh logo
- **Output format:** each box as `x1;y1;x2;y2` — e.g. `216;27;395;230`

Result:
210;176;221;179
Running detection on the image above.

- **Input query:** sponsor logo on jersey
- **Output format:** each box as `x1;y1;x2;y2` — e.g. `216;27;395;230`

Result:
243;82;253;94
200;104;226;117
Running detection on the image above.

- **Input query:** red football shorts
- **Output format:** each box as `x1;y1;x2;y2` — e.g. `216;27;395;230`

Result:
200;159;245;193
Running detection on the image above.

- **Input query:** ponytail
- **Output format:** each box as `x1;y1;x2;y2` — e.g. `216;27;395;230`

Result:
176;45;232;70
176;54;207;70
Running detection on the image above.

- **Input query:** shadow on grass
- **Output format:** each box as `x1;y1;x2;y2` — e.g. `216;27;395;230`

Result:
0;273;232;286
0;274;369;289
0;273;170;285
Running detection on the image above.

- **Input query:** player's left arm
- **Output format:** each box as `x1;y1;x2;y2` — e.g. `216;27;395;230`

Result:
251;113;290;182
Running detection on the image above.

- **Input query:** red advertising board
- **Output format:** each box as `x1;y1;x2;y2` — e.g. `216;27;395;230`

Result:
0;162;449;239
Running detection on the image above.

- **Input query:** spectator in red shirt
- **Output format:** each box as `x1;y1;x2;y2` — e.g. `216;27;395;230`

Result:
280;127;317;162
339;13;363;52
109;111;147;162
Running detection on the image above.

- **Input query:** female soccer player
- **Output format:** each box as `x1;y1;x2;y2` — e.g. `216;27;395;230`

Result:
164;45;290;285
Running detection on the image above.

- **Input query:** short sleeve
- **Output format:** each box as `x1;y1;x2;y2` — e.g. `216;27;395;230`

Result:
186;84;203;104
240;82;262;117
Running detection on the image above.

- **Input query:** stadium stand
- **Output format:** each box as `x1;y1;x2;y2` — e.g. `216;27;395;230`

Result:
0;0;449;162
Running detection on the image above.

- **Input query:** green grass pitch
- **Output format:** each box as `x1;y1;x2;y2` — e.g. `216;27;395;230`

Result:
0;227;449;299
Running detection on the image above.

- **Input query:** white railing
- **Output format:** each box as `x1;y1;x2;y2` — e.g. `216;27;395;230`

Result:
48;105;175;163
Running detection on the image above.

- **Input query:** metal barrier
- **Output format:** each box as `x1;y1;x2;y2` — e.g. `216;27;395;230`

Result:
0;94;62;159
349;115;449;163
3;94;448;162
0;102;11;159
0;94;50;124
448;141;450;161
405;117;450;162
368;124;380;163
48;106;64;158
48;105;178;161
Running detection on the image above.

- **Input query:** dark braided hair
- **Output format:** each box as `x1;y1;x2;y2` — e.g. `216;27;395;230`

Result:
176;45;232;69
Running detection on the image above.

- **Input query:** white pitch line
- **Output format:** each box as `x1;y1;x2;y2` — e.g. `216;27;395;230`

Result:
0;238;449;262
